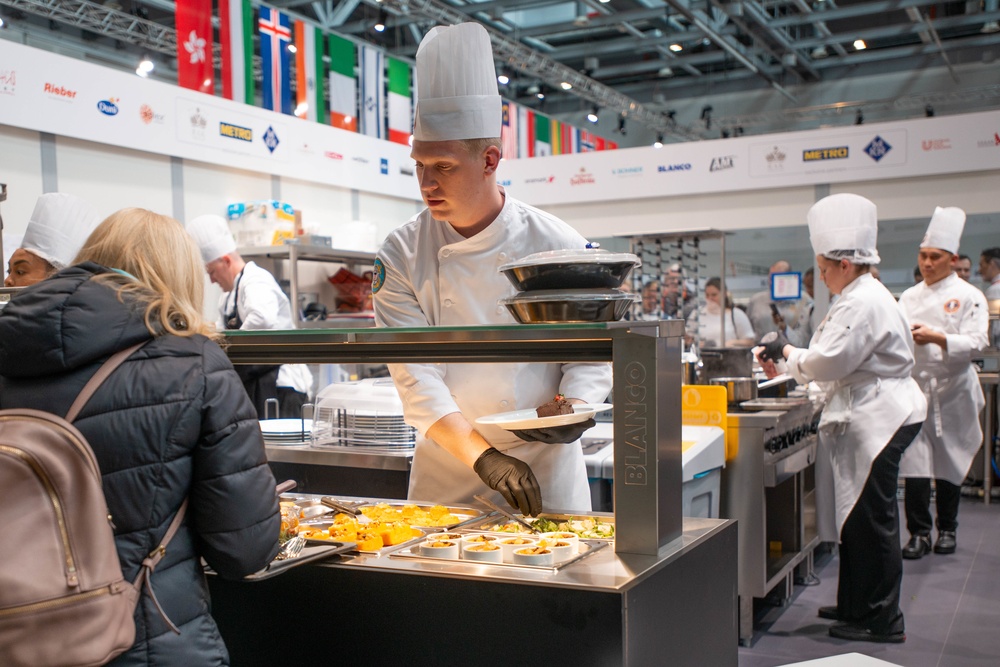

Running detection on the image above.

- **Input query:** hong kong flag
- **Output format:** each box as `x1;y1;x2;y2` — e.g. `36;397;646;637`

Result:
176;0;214;93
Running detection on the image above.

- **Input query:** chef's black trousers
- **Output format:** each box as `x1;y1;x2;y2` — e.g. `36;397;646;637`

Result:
904;477;961;535
838;422;922;635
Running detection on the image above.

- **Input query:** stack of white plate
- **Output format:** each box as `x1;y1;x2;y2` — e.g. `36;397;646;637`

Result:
259;419;313;446
311;378;417;449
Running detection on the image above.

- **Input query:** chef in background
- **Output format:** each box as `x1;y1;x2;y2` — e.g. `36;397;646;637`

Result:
757;194;926;644
373;23;612;516
5;192;99;287
898;208;989;559
187;214;312;419
954;254;973;282
980;247;1000;347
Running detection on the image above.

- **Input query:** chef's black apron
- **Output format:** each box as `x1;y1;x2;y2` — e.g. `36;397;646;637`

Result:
225;269;280;420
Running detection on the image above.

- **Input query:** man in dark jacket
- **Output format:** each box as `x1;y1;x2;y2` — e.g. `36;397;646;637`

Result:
0;261;280;665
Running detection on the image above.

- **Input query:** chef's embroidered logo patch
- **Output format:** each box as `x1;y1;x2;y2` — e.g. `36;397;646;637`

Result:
944;298;960;313
372;258;386;294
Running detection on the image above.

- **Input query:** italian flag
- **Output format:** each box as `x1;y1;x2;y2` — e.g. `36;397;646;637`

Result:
387;57;412;145
219;0;253;104
328;33;357;131
534;113;552;157
294;20;325;122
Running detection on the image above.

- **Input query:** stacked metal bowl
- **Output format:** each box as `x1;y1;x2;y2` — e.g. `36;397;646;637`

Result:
498;249;640;324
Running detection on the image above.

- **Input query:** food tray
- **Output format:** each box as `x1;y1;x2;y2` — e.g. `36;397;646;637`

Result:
299;521;429;555
204;542;354;581
388;533;608;572
468;512;616;540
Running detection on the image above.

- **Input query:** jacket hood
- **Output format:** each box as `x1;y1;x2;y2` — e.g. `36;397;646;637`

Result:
0;261;153;378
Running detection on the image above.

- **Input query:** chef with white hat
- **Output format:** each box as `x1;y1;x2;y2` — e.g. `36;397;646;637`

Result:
897;207;989;560
756;193;926;644
372;22;611;516
187;214;312;419
5;193;100;287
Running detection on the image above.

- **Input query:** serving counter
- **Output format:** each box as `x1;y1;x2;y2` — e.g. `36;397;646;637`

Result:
264;444;412;499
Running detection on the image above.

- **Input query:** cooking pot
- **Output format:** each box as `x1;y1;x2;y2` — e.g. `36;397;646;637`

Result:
710;377;758;406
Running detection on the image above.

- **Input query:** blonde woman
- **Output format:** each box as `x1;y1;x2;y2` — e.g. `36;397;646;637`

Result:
0;208;281;666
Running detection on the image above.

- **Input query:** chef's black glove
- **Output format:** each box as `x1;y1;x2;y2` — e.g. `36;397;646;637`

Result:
473;448;543;517
511;418;597;445
758;330;791;362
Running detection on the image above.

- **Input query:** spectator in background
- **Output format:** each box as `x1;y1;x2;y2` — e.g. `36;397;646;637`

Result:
981;247;1000;346
662;263;696;319
955;254;973;282
5;193;99;287
687;277;756;348
804;267;815;298
639;280;664;320
748;259;813;346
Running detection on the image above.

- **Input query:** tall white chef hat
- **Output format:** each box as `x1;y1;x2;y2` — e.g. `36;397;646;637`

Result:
807;193;881;265
920;206;965;255
21;193;100;270
187;214;237;264
412;22;502;142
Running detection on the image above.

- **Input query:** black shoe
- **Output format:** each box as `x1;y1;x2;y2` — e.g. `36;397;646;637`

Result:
902;534;931;559
818;605;840;620
934;531;957;554
829;622;906;644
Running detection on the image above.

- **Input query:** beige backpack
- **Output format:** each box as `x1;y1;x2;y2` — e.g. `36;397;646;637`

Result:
0;342;186;667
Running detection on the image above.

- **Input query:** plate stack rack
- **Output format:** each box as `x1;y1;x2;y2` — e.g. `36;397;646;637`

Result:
311;407;416;449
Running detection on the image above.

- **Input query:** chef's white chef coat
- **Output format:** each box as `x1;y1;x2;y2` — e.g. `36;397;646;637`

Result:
686;305;755;347
374;190;613;511
785;273;926;541
898;273;989;485
217;261;312;395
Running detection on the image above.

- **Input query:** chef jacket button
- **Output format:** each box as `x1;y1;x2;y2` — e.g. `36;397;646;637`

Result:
441;249;451;258
444;299;453;307
498;252;507;261
496;305;505;314
500;400;509;407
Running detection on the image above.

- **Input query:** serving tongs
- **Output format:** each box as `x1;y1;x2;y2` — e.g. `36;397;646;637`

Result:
473;494;541;534
320;497;371;523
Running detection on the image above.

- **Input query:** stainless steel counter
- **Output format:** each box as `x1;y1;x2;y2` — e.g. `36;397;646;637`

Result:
207;516;738;666
264;444;412;471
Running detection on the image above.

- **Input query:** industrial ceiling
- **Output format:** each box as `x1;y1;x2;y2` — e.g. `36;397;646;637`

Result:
2;0;999;145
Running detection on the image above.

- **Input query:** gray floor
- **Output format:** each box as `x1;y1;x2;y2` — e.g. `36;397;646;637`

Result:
738;498;1000;667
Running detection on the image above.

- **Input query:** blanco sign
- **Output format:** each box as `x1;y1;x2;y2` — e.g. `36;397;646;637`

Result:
499;110;1000;206
0;39;421;202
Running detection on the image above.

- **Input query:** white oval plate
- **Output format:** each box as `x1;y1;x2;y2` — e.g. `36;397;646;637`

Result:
259;419;314;435
475;404;611;431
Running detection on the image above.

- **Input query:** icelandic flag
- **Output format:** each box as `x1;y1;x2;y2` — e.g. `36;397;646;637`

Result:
258;6;293;115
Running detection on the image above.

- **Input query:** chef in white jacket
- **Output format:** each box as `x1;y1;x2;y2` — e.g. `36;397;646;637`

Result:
5;193;99;287
897;207;989;559
373;23;612;516
187;214;312;419
757;193;926;644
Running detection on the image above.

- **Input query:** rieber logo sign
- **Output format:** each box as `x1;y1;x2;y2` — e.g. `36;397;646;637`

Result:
44;83;77;100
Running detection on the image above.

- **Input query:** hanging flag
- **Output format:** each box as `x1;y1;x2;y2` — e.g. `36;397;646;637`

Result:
550;118;562;155
518;106;532;158
294;20;324;122
534;113;552;156
219;0;253;103
568;127;580;154
258;6;293;115
501;101;518;160
175;0;213;94
606;140;618;150
386;57;411;145
359;45;385;139
328;34;357;131
562;123;573;155
579;130;596;152
594;135;606;151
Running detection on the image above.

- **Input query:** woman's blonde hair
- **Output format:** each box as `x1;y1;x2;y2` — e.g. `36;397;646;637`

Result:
74;208;214;338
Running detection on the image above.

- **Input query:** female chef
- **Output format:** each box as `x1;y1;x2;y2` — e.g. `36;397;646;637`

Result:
758;193;927;644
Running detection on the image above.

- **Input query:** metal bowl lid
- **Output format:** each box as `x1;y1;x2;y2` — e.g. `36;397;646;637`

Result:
500;288;638;304
498;249;640;272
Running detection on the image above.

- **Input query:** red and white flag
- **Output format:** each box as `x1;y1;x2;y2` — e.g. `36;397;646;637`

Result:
175;0;213;94
219;0;253;104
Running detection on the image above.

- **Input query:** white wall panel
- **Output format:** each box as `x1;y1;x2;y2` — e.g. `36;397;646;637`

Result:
832;170;1000;219
358;190;422;247
56;136;172;220
183;159;272;223
279;177;352;238
0;124;44;237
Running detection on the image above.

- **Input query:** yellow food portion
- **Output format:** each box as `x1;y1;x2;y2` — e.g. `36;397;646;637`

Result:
299;511;422;551
360;503;460;527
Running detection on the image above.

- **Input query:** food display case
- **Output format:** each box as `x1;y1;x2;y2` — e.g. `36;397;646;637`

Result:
212;322;739;665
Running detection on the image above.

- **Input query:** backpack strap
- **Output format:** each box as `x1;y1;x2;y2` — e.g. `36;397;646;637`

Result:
65;341;148;422
134;498;189;634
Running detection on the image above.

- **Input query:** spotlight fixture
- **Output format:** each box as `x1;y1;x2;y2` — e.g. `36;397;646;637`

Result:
374;8;387;32
811;45;829;59
855;109;864;125
983;20;1000;34
497;73;509;85
925;104;934;117
536;91;545;100
525;84;540;95
288;43;297;53
136;56;154;76
701;105;713;130
653;134;664;149
669;43;683;52
587;106;599;124
559;81;573;91
0;16;5;29
618;115;626;135
853;39;867;50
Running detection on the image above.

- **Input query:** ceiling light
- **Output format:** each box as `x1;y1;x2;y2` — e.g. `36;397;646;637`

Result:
135;67;149;78
137;56;154;75
203;78;212;88
559;81;572;90
497;74;509;85
287;43;297;53
853;39;866;50
374;8;387;32
653;134;664;149
0;17;5;29
587;106;599;123
658;66;674;77
295;102;308;116
669;43;683;52
536;92;545;100
526;84;540;95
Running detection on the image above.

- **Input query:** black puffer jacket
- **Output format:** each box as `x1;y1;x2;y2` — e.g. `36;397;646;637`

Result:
0;263;280;666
